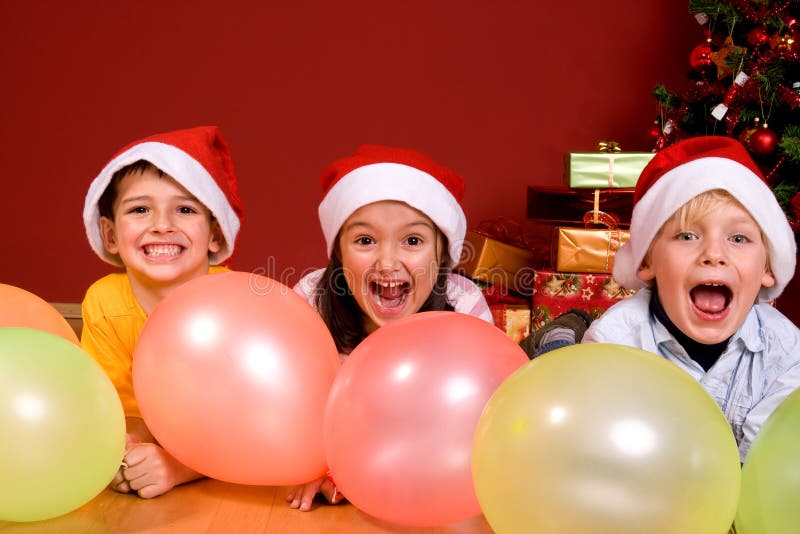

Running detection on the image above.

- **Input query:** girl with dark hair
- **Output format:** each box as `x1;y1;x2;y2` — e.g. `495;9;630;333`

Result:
289;144;492;511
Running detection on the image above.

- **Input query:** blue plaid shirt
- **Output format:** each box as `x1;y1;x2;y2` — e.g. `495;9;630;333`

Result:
584;289;800;461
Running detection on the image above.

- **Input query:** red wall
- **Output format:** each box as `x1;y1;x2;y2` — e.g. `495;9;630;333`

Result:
2;2;738;307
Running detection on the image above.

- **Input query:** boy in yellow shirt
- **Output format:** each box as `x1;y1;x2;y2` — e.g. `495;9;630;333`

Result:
81;126;244;498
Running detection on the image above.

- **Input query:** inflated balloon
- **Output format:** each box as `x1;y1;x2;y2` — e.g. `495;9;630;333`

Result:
472;343;741;534
133;271;340;485
736;387;800;534
324;312;528;527
0;283;79;345
0;328;125;522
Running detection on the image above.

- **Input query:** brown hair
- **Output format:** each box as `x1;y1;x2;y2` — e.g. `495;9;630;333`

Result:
97;160;165;220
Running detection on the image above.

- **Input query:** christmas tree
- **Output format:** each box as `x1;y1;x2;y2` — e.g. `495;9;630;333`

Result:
652;0;800;239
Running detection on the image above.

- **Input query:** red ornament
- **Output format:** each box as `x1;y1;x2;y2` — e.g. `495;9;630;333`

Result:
747;27;770;47
738;117;761;146
646;120;661;142
748;125;779;156
689;40;713;70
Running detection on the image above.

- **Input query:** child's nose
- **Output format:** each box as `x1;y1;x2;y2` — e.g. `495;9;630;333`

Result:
375;243;400;272
151;210;175;232
700;239;727;265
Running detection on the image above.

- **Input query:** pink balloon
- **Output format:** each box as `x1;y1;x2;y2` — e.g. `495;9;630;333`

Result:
324;311;528;526
133;271;340;485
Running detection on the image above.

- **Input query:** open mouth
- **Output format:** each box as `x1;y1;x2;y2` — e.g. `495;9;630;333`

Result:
143;244;184;257
690;283;732;315
370;280;410;309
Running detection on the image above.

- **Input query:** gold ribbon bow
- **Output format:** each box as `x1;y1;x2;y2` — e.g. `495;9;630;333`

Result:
596;141;621;153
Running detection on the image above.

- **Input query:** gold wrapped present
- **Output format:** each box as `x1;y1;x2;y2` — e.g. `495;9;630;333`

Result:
456;230;538;293
564;150;654;189
554;226;630;274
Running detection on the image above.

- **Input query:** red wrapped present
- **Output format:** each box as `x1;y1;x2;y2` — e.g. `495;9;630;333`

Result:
490;303;531;343
531;270;636;332
527;186;634;227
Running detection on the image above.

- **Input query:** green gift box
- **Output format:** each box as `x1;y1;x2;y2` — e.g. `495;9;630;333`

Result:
564;152;654;189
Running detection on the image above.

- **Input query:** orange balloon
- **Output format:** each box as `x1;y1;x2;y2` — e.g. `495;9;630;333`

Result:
324;312;529;527
0;284;79;345
132;272;340;485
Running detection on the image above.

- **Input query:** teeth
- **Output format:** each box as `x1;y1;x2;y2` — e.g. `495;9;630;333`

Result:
377;281;402;288
145;244;182;256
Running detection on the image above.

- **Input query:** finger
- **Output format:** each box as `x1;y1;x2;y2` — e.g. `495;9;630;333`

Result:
287;483;311;509
112;469;126;485
110;470;132;493
298;483;318;512
122;451;142;470
319;479;344;504
136;482;169;499
121;444;157;485
112;477;130;493
122;460;146;483
123;457;160;491
111;480;132;493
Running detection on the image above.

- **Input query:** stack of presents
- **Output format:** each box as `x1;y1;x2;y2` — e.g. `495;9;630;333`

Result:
456;144;655;343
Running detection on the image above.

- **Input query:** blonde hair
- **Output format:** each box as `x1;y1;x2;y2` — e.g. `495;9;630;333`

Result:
672;189;739;229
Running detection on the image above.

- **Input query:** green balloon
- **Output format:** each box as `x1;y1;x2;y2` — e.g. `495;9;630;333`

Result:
736;387;800;534
0;327;125;522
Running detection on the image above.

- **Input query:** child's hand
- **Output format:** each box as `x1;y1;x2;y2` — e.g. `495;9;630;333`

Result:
119;442;202;499
286;475;343;511
109;433;139;494
110;468;132;494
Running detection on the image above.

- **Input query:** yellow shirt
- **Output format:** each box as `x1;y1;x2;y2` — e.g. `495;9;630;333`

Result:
81;266;228;417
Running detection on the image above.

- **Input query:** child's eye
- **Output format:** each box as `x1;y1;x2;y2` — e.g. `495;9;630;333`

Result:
178;206;198;214
676;232;697;241
355;236;374;246
406;236;422;246
730;234;750;244
127;206;148;214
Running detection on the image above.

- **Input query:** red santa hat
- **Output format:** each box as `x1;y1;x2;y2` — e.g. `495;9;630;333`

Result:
318;144;467;266
83;126;244;266
613;135;796;302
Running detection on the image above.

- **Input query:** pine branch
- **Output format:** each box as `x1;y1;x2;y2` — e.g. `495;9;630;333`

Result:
780;125;800;164
652;85;681;110
688;0;739;25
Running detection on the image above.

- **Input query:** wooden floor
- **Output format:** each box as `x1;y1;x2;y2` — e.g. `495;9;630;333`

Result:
0;479;494;533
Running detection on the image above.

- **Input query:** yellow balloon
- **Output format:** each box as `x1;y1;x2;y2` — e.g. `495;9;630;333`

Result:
472;343;741;534
0;328;125;522
735;387;800;534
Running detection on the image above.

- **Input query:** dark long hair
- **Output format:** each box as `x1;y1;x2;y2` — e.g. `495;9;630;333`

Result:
314;234;454;353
